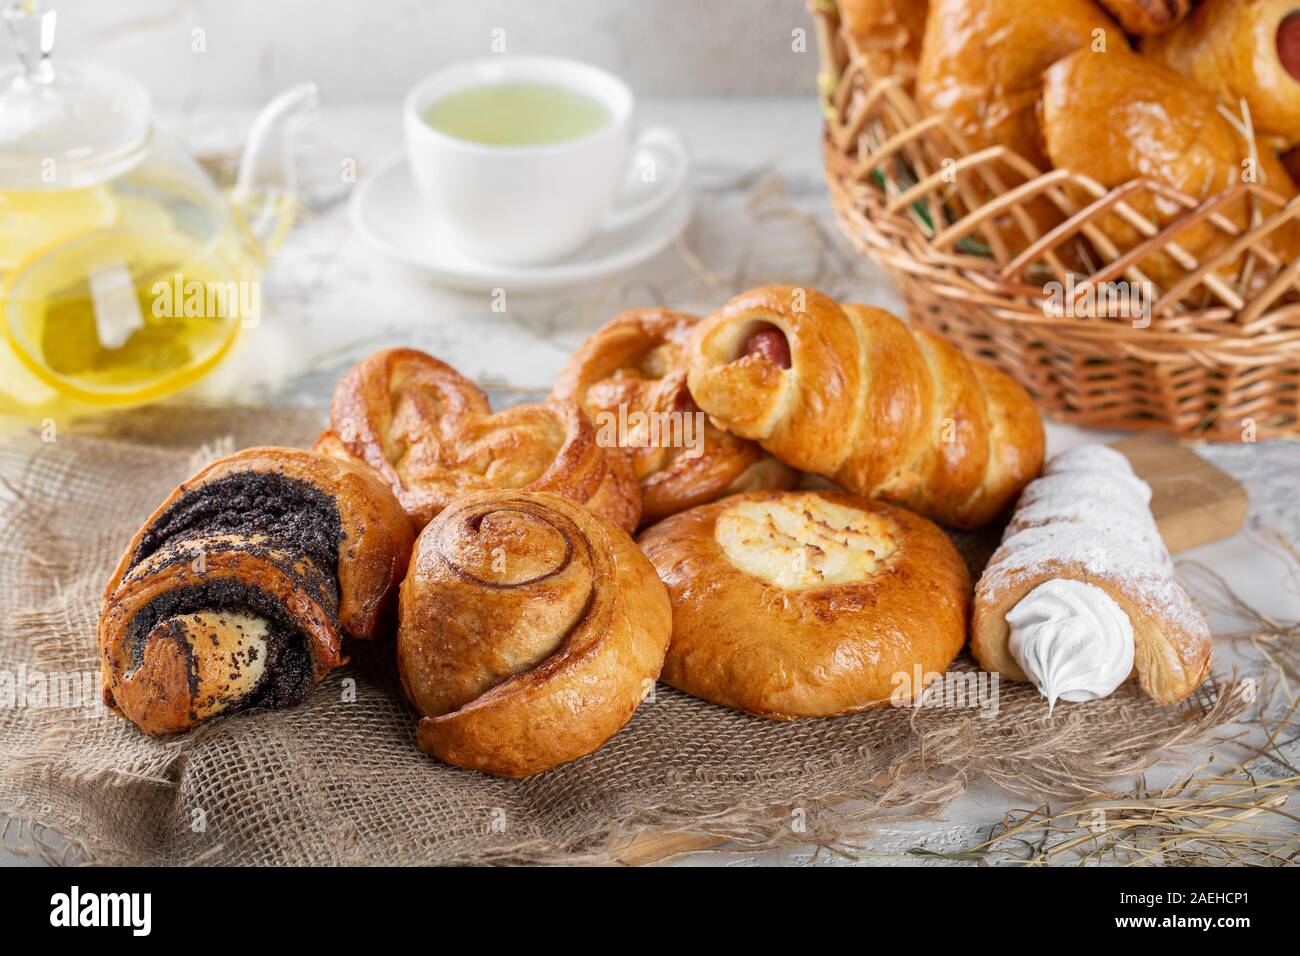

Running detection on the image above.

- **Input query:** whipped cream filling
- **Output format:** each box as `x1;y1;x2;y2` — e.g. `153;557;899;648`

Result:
1006;579;1135;713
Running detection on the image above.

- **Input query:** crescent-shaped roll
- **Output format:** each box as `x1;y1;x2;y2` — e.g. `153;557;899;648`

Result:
314;348;640;533
100;447;414;735
1144;0;1300;147
836;0;930;88
1042;45;1300;288
916;0;1121;170
638;490;970;718
398;490;672;778
1097;0;1191;35
685;286;1044;530
551;308;797;525
972;444;1212;707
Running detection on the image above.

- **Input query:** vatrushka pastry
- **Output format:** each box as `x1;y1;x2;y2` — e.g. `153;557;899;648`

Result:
398;490;671;778
972;445;1212;709
639;490;969;718
686;286;1044;530
100;448;413;734
552;307;796;526
315;348;640;533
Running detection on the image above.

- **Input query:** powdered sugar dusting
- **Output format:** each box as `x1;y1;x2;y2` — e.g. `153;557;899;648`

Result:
980;444;1207;637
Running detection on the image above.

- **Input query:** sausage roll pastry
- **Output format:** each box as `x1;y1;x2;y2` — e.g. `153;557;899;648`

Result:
685;286;1044;530
314;348;640;533
972;444;1212;708
398;491;671;778
1042;45;1300;288
100;447;413;735
552;308;796;525
639;490;970;718
1144;0;1300;147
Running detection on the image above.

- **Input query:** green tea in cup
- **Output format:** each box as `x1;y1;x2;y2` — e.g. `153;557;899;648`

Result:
423;83;611;146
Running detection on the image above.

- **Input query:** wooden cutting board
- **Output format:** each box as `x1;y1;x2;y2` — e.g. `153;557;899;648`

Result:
612;434;1247;865
1110;433;1247;553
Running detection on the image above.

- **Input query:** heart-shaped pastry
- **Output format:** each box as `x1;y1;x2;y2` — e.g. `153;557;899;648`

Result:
315;348;640;532
552;308;796;525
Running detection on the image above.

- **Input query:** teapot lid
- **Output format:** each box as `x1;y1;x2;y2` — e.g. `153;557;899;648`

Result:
0;2;152;190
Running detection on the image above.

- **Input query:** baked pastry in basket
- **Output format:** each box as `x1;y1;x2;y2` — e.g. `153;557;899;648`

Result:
1144;0;1300;148
835;0;930;88
315;348;640;533
398;490;671;777
1097;0;1191;35
916;0;1121;171
972;445;1212;707
100;448;413;735
685;285;1044;530
552;307;796;525
1041;44;1300;287
639;490;969;718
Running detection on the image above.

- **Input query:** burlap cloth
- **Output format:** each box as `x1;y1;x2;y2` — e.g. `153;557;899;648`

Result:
0;406;1248;865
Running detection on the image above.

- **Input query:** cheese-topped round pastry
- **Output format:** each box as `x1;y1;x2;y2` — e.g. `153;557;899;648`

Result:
638;491;970;718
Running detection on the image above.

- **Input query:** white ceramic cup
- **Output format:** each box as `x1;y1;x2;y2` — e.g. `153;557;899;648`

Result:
403;56;688;265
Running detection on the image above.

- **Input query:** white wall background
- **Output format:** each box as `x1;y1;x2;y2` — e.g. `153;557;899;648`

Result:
22;0;819;107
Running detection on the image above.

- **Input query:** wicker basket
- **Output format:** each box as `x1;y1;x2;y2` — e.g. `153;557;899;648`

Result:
811;2;1300;441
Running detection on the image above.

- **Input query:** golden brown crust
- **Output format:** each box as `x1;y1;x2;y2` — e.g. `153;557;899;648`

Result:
639;490;970;718
399;490;672;778
99;447;413;735
1143;0;1300;146
315;348;640;533
972;559;1211;704
1042;45;1300;287
1098;0;1190;35
971;446;1212;704
686;286;1044;530
916;0;1122;170
836;0;931;87
552;308;797;524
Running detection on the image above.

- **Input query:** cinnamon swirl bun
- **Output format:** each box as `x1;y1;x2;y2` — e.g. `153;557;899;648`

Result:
398;490;671;778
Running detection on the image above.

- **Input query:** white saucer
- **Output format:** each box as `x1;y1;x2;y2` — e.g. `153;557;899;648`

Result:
350;156;692;292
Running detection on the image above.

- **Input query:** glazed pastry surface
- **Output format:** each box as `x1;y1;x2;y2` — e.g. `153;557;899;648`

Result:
916;0;1121;170
100;447;412;734
1042;44;1300;287
685;285;1044;530
1144;0;1300;146
639;490;969;718
1097;0;1191;35
399;490;671;778
552;308;796;524
316;348;640;533
837;0;931;88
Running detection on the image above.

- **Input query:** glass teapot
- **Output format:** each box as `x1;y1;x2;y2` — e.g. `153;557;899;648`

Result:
0;1;316;426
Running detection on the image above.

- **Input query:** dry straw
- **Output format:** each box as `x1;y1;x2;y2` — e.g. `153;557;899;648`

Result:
811;1;1300;441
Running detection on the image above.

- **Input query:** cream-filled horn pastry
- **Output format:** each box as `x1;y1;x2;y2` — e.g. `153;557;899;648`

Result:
972;445;1211;709
639;490;969;718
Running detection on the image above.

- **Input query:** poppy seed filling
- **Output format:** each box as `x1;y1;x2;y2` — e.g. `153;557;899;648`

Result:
123;471;345;716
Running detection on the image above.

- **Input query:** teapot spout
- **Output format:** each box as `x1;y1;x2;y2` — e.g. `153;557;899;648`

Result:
231;82;319;262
